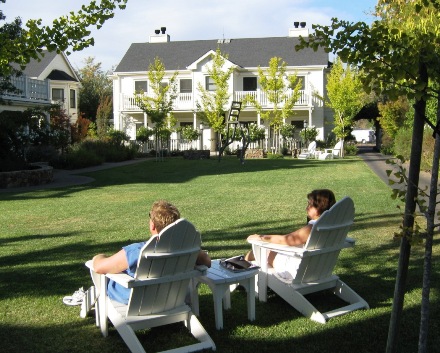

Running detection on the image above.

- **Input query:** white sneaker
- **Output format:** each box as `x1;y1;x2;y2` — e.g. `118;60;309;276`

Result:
63;287;85;306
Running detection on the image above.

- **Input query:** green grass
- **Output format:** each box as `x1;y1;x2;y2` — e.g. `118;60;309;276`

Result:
0;156;439;353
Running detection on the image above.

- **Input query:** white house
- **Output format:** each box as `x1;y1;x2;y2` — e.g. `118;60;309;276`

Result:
111;24;333;151
0;50;81;123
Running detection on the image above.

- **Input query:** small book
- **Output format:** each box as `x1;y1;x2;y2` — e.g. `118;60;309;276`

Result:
219;255;259;272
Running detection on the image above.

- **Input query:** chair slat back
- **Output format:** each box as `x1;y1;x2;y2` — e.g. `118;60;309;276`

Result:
294;197;354;284
127;219;201;316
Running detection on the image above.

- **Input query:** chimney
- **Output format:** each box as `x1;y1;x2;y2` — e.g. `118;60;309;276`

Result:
149;27;170;43
288;21;309;37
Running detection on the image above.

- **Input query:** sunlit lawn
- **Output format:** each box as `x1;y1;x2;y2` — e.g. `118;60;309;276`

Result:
0;156;438;353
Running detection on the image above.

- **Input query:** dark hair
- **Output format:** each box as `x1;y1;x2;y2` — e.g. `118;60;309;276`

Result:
307;189;336;216
149;200;180;232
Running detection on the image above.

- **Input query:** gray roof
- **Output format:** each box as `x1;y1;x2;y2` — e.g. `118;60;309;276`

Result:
21;51;58;77
115;36;329;72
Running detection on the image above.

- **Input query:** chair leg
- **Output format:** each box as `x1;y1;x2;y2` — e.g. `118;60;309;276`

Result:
187;314;217;351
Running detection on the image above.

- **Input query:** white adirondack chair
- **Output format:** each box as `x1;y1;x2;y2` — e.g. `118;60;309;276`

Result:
319;140;343;159
247;197;369;324
298;141;317;159
86;218;216;353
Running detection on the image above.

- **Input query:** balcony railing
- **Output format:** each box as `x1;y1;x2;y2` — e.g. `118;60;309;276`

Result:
234;90;309;107
119;89;310;112
1;75;50;102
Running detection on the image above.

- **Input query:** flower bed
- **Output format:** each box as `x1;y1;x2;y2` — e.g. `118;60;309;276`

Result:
0;164;53;189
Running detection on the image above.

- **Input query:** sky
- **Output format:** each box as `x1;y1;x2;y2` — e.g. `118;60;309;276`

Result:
2;0;378;71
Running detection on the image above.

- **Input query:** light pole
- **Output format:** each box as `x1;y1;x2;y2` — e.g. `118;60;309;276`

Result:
199;122;204;150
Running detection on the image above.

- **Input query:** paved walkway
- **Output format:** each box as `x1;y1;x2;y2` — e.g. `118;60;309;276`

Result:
0;158;149;193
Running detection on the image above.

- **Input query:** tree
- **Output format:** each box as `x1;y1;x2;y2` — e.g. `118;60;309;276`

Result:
296;1;440;352
245;57;302;153
378;96;410;139
196;48;235;158
96;95;112;138
325;58;365;157
77;57;112;122
134;57;178;160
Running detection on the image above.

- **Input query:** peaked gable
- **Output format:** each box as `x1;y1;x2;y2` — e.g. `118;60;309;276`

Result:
22;51;79;82
187;49;238;71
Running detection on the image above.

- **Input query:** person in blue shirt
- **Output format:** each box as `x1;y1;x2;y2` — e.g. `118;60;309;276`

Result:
90;200;211;304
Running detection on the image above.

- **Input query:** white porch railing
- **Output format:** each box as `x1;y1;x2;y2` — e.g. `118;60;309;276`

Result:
234;90;309;107
137;137;304;154
120;89;309;111
2;75;50;101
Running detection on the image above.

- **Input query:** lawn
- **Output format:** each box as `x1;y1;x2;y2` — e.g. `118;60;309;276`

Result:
0;156;438;353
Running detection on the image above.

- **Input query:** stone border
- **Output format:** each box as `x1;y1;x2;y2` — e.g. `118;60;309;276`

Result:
0;164;54;189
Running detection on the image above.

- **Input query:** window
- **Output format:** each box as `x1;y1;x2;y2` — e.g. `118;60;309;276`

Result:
205;76;216;91
70;89;76;108
180;79;192;93
134;80;148;93
293;76;305;90
52;88;64;102
243;77;257;91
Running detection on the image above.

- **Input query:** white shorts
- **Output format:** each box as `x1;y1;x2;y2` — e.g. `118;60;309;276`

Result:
272;253;300;281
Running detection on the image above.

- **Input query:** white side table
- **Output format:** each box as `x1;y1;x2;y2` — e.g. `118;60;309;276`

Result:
190;259;259;330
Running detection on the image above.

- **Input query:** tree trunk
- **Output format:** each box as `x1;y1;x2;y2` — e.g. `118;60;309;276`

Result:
386;61;427;353
417;95;440;353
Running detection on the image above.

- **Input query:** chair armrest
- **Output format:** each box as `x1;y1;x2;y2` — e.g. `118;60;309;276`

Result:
247;238;306;256
247;238;356;257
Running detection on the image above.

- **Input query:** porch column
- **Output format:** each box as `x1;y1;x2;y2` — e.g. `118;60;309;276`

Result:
308;108;313;127
193;111;197;129
257;112;261;126
143;112;147;127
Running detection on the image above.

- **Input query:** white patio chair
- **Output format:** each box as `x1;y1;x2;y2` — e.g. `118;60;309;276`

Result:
319;140;343;159
86;218;216;353
247;197;369;323
297;141;317;159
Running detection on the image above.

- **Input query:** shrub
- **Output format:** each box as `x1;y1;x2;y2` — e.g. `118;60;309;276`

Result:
50;145;103;170
26;145;59;163
267;152;284;159
344;142;358;156
393;128;412;159
380;132;395;156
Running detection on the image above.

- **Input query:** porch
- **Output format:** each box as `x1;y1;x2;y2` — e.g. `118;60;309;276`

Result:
1;75;51;103
118;89;310;112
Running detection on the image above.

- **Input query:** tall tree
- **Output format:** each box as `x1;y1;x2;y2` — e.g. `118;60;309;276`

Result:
325;58;365;156
296;1;440;352
196;48;235;158
77;56;112;122
134;57;178;160
245;57;301;153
